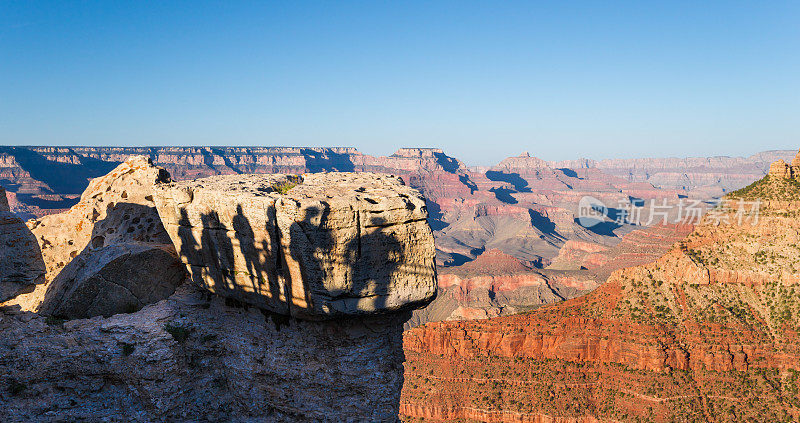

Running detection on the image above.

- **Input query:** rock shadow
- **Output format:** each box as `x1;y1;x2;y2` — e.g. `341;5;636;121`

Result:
485;170;531;192
173;202;429;320
0;209;46;302
301;149;356;172
38;202;185;319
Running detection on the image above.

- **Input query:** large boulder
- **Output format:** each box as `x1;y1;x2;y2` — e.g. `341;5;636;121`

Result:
38;242;186;319
154;172;438;320
29;156;173;282
0;188;46;302
3;156;182;314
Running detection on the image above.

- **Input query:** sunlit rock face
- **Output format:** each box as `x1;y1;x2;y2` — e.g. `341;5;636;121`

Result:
2;156;182;315
154;172;438;320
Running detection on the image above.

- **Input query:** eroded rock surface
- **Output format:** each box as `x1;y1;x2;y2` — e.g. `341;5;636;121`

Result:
38;243;186;319
0;284;408;422
154;172;437;319
3;156;178;313
0;166;438;422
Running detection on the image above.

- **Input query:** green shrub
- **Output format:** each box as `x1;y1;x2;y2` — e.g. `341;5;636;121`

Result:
273;181;297;194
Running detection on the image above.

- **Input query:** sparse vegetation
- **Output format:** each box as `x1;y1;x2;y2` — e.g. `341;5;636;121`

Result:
272;180;298;194
728;175;800;201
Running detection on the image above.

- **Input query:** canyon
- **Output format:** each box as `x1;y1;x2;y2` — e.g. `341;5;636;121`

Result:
1;146;790;322
401;153;800;422
0;147;795;421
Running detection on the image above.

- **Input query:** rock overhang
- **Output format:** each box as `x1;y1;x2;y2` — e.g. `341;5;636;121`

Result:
154;172;438;320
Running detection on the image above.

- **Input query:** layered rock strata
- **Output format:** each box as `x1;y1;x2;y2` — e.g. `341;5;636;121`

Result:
401;166;800;422
407;249;599;328
154;172;437;320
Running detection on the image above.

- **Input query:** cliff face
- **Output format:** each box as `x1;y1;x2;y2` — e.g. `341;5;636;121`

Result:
401;160;800;422
0;159;437;422
550;150;796;197
407;249;599;328
0;146;718;272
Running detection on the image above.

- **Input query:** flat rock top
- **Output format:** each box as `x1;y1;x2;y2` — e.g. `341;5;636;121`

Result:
165;172;418;204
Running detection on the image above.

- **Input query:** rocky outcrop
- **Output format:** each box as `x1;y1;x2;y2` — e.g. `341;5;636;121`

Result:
29;156;172;280
0;284;409;422
154;172;437;320
3;156;177;313
38;243;186;319
769;159;793;179
767;149;800;180
1;167;439;421
0;189;46;302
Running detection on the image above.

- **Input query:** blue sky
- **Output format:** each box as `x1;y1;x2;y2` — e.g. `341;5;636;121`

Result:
1;1;798;165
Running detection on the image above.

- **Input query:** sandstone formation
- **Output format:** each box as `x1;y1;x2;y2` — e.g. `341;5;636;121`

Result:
0;188;46;302
1;145;712;273
2;156;178;313
767;149;800;180
550;149;796;197
0;284;408;422
407;249;599;328
1;165;440;421
154;172;437;319
769;159;793;179
401;166;800;422
38;242;186;319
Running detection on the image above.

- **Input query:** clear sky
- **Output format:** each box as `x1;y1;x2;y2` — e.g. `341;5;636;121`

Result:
1;1;798;165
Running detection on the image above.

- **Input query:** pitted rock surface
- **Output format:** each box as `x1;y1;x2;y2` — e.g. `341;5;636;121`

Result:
3;156;178;312
154;172;437;319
